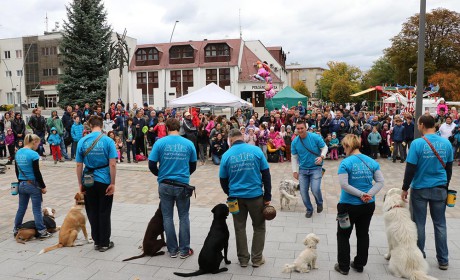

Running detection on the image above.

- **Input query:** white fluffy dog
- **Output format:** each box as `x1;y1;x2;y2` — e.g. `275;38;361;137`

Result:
283;233;320;273
383;188;438;280
279;179;299;210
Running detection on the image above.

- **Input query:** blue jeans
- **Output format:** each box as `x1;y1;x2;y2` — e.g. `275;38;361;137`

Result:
159;183;191;255
410;187;448;265
298;167;323;213
60;136;69;159
14;181;46;234
212;154;221;165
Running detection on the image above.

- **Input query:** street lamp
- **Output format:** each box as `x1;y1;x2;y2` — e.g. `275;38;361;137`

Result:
164;20;179;109
414;0;426;139
409;68;413;86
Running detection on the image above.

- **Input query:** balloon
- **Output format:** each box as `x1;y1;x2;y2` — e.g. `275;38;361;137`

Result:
265;76;272;83
265;83;273;91
265;88;276;99
142;126;149;134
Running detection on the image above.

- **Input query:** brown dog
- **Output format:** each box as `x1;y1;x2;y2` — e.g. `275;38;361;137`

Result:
39;193;91;254
15;207;60;244
123;205;166;261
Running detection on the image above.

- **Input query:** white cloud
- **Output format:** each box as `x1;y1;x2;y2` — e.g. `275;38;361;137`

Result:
0;0;458;70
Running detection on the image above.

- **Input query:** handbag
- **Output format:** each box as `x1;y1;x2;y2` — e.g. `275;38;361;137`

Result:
82;133;105;188
299;135;326;175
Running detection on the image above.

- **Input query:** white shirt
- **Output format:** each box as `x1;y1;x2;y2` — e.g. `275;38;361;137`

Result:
439;122;455;139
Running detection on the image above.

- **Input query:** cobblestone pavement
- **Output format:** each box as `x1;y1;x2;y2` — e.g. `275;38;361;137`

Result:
0;156;459;279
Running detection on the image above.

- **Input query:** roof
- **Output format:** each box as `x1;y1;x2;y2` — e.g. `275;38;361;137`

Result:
129;38;242;71
272;86;307;99
238;45;282;83
286;64;326;70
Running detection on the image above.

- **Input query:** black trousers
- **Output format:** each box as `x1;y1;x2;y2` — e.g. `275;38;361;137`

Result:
370;145;379;158
337;202;375;272
84;181;113;247
135;136;145;155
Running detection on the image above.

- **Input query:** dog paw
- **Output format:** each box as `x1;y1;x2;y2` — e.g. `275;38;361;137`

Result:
384;253;391;260
225;260;231;265
87;240;94;244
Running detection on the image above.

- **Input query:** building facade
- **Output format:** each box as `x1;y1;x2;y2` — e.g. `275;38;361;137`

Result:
129;39;288;110
286;63;325;97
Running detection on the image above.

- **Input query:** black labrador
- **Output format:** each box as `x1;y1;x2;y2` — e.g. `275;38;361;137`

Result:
174;203;231;277
123;205;166;261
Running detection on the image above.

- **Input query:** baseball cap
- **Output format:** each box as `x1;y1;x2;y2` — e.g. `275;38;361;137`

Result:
184;112;191;117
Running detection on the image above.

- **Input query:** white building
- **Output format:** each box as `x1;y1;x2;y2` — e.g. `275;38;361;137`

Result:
0;37;25;106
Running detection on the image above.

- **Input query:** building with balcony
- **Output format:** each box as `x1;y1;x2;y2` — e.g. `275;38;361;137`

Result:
286;63;325;98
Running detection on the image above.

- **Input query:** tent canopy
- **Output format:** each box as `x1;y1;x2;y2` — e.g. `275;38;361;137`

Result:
168;83;252;108
382;93;408;106
350;87;376;97
266;86;308;111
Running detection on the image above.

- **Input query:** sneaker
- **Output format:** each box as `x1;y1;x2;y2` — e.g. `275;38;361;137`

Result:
99;241;114;252
180;248;194;259
128;160;131;163
439;263;449;270
240;262;248;268
334;263;349;275
350;261;363;272
59;159;65;162
400;160;405;163
94;244;101;250
317;205;323;213
305;212;313;218
39;232;53;239
170;252;179;258
252;257;265;267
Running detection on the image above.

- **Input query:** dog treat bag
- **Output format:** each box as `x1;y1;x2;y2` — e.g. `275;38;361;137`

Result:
227;198;239;214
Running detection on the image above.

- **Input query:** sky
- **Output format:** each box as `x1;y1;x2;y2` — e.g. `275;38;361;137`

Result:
1;0;459;70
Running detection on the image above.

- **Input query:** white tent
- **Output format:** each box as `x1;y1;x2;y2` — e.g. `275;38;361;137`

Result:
168;83;253;108
382;93;408;106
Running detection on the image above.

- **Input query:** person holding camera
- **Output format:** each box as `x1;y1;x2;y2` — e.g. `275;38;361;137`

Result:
148;118;197;259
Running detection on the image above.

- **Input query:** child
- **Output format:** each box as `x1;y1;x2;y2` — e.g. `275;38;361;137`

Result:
124;117;137;163
5;128;15;164
115;136;123;163
273;132;286;162
48;127;63;164
197;123;209;165
0;131;6;159
380;123;390;158
153;116;167;140
368;126;382;159
82;122;91;137
324;134;332;159
329;132;339;160
437;98;448;115
283;125;293;161
71;116;84;159
244;127;257;145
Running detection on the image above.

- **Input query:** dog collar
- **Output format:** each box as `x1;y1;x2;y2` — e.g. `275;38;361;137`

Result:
76;201;85;205
387;205;402;211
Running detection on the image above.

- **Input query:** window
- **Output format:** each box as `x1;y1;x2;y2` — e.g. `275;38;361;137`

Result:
206;69;217;85
6;92;14;104
16;50;22;58
135;48;160;66
148;71;158;84
206;68;230;88
170;70;181;84
170;70;193;98
5;71;12;77
4;51;11;59
17;70;23;77
205;44;229;57
147;49;159;60
219;68;230;81
136;49;147;61
169;45;194;62
137;72;147;84
43;68;58;76
42;47;57;56
137;71;158;105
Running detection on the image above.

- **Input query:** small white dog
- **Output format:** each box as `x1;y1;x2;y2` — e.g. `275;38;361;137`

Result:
283;233;320;273
383;188;438;280
279;179;299;210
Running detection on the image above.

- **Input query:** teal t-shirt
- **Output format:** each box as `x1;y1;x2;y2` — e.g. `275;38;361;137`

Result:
76;132;118;185
15;148;40;181
149;135;197;184
406;134;453;189
291;133;326;170
219;141;269;199
338;154;380;205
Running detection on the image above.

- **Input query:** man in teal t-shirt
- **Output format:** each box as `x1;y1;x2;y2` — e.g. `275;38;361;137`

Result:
149;118;197;259
402;115;453;270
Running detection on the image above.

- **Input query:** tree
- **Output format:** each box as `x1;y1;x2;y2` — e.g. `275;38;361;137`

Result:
318;61;362;101
330;79;356;104
429;72;460;101
293;81;311;97
385;8;460;84
362;56;396;88
57;0;112;107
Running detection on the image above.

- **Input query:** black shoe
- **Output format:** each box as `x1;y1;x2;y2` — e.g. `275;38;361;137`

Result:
439;263;448;270
99;241;114;252
127;160;131;163
305;212;313;218
400;160;405;163
317;205;323;213
94;244;101;250
38;231;53;239
392;159;396;163
350;261;363;272
334;263;349;275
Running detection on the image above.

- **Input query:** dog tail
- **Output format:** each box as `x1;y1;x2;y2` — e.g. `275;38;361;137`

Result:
280;190;297;201
282;264;296;273
38;243;62;254
410;271;438;280
173;270;207;277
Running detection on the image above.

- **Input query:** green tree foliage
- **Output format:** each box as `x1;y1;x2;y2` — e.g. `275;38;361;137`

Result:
57;0;112;107
330;79;356;104
293;80;311;97
318;61;362;101
362;56;397;88
385;8;460;84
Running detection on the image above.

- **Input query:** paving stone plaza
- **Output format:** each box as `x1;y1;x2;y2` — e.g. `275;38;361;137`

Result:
1;158;459;280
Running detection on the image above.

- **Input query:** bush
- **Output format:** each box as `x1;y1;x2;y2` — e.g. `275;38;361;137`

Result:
0;104;15;111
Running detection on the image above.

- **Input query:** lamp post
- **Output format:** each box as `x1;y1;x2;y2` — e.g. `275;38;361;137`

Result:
414;0;426;139
409;68;413;86
164;20;179;109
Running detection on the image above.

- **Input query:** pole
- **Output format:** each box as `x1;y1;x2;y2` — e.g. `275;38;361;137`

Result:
164;20;179;109
414;0;426;139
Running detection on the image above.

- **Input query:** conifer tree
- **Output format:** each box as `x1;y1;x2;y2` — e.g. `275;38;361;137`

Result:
57;0;112;107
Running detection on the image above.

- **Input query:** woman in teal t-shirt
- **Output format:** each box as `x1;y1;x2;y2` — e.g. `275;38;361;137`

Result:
334;134;384;275
13;134;51;239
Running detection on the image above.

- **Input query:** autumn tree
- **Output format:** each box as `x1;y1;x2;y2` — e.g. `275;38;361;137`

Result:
362;56;397;88
293;81;311;97
318;61;362;101
385;8;460;84
330;79;356;104
429;72;460;101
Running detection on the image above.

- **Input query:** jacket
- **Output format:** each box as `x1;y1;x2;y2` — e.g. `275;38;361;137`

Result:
71;123;84;142
48;128;61;146
392;125;405;142
403;122;415;141
123;125;137;141
5;132;15;145
28;115;47;132
367;131;382;145
11;118;25;137
47;111;65;136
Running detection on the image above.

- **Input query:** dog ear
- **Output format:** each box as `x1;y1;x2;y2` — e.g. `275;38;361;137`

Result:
211;205;216;213
74;193;79;200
